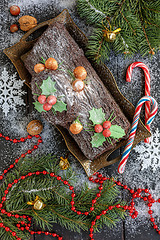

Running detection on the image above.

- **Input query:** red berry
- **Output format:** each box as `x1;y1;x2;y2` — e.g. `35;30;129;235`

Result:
50;173;55;177
10;5;20;16
43;103;52;111
77;211;81;215
137;188;142;193
144;189;149;193
96;193;101;197
116;204;121;208
153;225;158;229
94;124;103;133
102;210;107;214
71;193;75;197
70;201;75;205
89;177;93;181
10;24;18;33
150;218;155;222
103;121;111;129
47;95;57;105
38;95;46;104
63;180;68;185
102;129;111;138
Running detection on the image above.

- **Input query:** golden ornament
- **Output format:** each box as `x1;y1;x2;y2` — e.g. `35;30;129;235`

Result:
27;196;45;210
102;20;121;42
59;156;70;170
103;28;121;42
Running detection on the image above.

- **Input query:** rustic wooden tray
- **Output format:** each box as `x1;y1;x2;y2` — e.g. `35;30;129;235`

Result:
3;9;151;176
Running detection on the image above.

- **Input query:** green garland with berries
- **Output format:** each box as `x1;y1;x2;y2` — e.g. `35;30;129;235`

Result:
0;154;127;240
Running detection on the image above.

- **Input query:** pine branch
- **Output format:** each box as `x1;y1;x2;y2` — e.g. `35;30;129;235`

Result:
0;155;127;239
77;0;160;62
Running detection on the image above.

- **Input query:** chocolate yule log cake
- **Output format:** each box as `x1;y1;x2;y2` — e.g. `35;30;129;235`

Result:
23;22;130;160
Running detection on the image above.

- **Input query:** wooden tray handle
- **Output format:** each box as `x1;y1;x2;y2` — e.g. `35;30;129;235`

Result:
20;20;51;43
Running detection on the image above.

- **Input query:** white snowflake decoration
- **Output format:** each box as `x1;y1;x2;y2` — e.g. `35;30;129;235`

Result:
0;68;26;116
134;128;160;172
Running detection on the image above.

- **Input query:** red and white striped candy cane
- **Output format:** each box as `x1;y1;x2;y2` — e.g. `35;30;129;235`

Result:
126;62;151;143
118;96;158;174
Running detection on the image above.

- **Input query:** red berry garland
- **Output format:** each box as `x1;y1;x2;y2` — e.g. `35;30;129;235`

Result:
0;133;159;239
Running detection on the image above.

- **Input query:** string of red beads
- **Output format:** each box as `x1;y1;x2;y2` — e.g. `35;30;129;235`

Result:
0;133;160;240
0;133;42;180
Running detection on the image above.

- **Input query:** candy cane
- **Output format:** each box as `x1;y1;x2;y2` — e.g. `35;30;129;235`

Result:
118;96;158;174
126;62;151;143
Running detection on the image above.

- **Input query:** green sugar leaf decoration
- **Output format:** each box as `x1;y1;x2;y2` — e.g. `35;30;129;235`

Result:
53;100;67;113
34;77;67;114
40;76;56;95
89;107;106;125
110;125;125;139
91;132;106;148
33;101;46;113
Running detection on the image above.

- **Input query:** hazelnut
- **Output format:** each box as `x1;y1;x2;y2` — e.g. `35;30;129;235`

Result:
27;120;43;135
